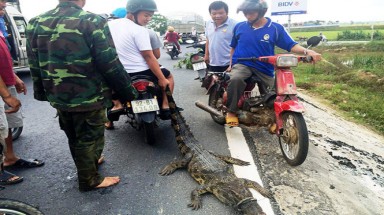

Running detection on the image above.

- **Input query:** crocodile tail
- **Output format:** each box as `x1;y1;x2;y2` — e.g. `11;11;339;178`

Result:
165;86;199;148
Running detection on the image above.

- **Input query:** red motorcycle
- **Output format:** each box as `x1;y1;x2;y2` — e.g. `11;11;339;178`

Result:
196;36;321;166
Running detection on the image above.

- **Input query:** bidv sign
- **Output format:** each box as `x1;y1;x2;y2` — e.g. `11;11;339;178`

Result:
270;0;307;16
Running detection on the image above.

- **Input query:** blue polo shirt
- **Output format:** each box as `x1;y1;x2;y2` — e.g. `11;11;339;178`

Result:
205;17;237;66
230;18;297;77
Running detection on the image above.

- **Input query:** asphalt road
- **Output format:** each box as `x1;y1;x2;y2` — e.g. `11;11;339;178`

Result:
0;45;253;215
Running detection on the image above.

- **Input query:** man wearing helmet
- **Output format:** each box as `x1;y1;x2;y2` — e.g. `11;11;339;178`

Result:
108;0;175;119
225;0;321;127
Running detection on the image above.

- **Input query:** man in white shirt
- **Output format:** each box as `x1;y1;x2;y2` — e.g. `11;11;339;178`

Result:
108;0;175;119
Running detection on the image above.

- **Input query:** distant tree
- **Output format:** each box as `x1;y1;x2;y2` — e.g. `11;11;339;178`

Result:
148;14;168;35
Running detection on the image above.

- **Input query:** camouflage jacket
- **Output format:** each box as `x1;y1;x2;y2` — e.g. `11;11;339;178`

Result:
26;2;137;112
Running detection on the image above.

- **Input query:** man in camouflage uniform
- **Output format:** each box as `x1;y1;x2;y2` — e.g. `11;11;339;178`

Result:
26;0;138;191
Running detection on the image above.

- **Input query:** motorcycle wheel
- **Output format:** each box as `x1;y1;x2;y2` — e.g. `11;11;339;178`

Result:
170;54;174;60
11;127;23;141
278;112;309;166
208;89;225;125
0;198;44;215
143;122;156;145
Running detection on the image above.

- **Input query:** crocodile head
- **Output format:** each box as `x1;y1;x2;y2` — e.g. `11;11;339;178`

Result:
237;197;265;215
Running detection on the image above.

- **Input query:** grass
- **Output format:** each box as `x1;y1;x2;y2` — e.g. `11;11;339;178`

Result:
289;24;384;41
286;41;384;135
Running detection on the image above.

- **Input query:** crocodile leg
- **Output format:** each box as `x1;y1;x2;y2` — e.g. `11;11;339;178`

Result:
211;152;250;166
240;178;273;198
188;185;211;210
159;156;192;176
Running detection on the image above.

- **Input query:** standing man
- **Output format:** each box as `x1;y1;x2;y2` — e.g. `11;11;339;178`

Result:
26;0;138;191
204;1;237;73
0;76;23;185
1;0;43;182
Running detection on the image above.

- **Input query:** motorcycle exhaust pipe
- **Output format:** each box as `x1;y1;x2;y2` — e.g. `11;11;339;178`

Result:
195;101;223;117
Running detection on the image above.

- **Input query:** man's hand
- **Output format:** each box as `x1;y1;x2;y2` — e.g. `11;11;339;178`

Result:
3;96;21;113
158;78;170;90
306;50;322;63
14;74;27;95
204;55;210;64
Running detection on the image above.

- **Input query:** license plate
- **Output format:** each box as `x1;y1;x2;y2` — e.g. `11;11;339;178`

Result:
192;62;207;71
131;99;160;113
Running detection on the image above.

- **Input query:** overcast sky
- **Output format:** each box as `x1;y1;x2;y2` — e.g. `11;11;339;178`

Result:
16;0;384;24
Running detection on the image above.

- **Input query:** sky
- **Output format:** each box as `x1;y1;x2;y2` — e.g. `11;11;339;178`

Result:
14;0;384;24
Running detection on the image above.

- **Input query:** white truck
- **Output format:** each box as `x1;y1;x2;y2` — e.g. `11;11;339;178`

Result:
3;3;29;73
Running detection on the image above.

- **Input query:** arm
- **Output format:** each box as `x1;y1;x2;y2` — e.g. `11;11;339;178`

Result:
227;47;235;72
290;44;322;62
141;50;169;89
204;38;210;64
153;48;161;59
0;77;21;113
13;73;27;95
26;18;46;101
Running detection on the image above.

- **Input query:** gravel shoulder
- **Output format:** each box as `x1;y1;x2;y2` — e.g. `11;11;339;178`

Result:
246;90;384;215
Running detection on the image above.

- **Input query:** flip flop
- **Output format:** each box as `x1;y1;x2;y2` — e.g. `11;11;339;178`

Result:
225;116;239;127
107;108;125;121
0;170;24;185
5;158;45;169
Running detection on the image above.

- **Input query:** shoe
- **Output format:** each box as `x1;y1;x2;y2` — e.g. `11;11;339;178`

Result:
159;109;171;120
0;170;23;185
5;158;45;169
225;116;239;127
107;108;125;121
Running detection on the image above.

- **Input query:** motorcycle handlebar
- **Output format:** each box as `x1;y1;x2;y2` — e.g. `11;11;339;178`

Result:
237;57;259;62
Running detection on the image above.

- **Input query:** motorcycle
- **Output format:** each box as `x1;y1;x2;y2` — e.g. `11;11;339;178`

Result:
165;42;180;60
195;36;321;166
186;40;207;81
12;127;22;141
108;75;163;145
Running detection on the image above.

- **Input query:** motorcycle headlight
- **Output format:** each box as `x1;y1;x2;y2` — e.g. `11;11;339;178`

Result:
276;55;298;67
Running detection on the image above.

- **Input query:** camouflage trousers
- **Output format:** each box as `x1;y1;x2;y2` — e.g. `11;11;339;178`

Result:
57;108;107;191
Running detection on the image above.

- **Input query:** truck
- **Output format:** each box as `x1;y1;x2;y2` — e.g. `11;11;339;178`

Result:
3;1;29;73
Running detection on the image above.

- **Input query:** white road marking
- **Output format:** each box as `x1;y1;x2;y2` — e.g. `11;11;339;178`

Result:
225;125;275;215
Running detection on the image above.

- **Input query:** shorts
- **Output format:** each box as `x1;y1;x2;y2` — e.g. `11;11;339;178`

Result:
130;68;171;83
0;99;8;140
4;86;23;128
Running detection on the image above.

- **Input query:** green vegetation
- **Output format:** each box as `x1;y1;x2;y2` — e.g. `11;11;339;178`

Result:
285;41;384;135
290;24;384;41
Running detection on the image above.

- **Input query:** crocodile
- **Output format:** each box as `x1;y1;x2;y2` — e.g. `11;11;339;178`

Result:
159;87;273;215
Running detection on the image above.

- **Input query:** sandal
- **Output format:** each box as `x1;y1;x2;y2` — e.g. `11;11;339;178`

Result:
107;108;125;121
5;158;45;169
0;170;23;185
225;116;239;127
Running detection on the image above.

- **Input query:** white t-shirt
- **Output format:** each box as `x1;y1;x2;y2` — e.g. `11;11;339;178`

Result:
108;18;152;73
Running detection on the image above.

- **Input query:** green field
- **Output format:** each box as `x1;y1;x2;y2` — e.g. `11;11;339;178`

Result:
289;24;384;41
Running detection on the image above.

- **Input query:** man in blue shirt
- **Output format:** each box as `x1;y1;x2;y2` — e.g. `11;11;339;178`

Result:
225;0;321;127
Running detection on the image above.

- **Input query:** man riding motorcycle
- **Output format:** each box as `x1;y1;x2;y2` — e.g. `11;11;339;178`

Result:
225;0;321;127
107;0;176;122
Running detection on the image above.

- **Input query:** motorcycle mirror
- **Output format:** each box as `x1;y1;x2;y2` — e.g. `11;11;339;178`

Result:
306;36;322;48
185;39;195;44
